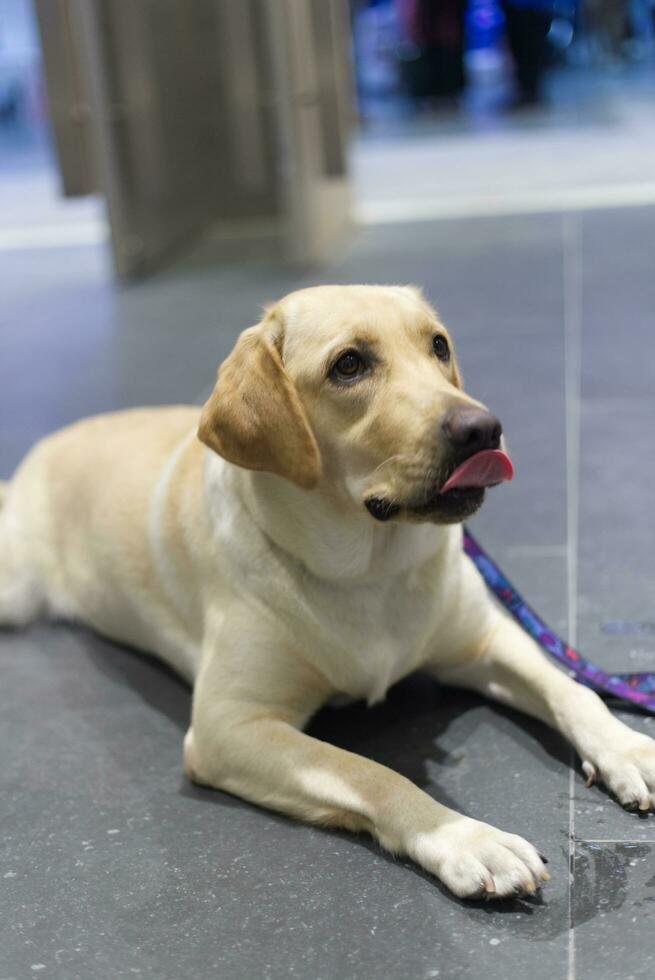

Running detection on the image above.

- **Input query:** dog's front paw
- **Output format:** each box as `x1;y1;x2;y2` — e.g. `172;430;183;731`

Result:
582;729;655;811
408;816;549;900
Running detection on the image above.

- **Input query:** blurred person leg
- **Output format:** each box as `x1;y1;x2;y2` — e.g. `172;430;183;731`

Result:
584;0;629;59
605;0;629;55
501;1;552;106
396;0;467;102
627;0;655;58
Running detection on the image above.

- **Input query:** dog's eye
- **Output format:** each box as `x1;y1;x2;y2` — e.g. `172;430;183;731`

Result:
331;350;365;382
433;335;450;362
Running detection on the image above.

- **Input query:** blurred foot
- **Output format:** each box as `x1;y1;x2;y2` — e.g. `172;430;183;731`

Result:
503;91;545;112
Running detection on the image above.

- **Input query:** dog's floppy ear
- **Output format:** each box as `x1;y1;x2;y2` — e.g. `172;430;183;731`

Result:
198;316;321;490
451;356;464;390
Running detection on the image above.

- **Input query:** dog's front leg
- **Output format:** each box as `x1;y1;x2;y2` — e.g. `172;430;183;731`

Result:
185;634;547;899
433;611;655;811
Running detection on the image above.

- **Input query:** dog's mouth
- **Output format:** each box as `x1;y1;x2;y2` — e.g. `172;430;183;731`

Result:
365;449;514;524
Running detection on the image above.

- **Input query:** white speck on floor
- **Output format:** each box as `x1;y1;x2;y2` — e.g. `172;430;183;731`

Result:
4;871;17;878
31;965;46;972
489;938;501;946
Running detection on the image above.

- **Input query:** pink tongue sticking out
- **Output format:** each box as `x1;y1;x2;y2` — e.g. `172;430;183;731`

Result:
440;449;514;494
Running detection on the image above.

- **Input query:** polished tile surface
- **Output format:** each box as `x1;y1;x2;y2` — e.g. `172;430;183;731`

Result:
2;205;655;979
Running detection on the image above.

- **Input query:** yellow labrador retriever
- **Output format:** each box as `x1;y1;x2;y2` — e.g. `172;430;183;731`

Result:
2;284;654;900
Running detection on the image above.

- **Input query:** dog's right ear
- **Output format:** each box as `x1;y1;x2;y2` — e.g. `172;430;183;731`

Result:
198;317;321;490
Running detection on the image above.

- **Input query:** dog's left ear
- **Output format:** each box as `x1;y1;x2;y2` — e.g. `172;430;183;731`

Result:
198;315;321;490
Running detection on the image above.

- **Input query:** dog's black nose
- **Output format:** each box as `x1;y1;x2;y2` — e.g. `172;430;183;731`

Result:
442;409;502;454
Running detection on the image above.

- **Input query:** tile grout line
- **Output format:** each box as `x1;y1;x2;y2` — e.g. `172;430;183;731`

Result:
563;212;583;980
564;213;582;662
577;839;655;844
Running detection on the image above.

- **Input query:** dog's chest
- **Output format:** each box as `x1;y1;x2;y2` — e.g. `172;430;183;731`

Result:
298;568;447;704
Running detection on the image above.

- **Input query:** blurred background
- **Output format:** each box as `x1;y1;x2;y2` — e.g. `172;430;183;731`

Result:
2;3;655;979
2;0;655;277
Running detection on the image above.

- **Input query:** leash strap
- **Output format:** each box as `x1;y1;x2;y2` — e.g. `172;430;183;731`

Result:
463;529;655;715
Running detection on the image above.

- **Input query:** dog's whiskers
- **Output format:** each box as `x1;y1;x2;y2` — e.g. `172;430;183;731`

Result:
370;453;413;478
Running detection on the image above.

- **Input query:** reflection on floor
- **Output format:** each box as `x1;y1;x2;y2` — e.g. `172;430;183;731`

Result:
2;197;655;978
355;65;655;221
3;64;655;248
0;124;103;237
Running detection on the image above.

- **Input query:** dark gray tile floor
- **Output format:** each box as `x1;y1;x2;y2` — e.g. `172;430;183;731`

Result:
2;206;655;979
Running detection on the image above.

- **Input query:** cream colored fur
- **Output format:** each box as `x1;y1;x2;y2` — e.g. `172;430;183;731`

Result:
2;284;654;901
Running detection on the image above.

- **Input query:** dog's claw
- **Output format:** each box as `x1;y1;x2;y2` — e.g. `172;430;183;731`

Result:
582;760;597;788
483;875;496;895
638;797;651;812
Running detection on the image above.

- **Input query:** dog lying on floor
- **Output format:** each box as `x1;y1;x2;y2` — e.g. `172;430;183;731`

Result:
2;284;654;900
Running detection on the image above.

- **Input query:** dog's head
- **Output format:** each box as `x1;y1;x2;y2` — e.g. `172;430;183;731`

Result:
199;285;511;524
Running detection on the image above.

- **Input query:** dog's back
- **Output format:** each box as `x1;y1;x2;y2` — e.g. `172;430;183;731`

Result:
0;406;203;676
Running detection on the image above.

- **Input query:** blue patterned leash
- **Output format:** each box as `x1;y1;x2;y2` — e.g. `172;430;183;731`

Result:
463;529;655;715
